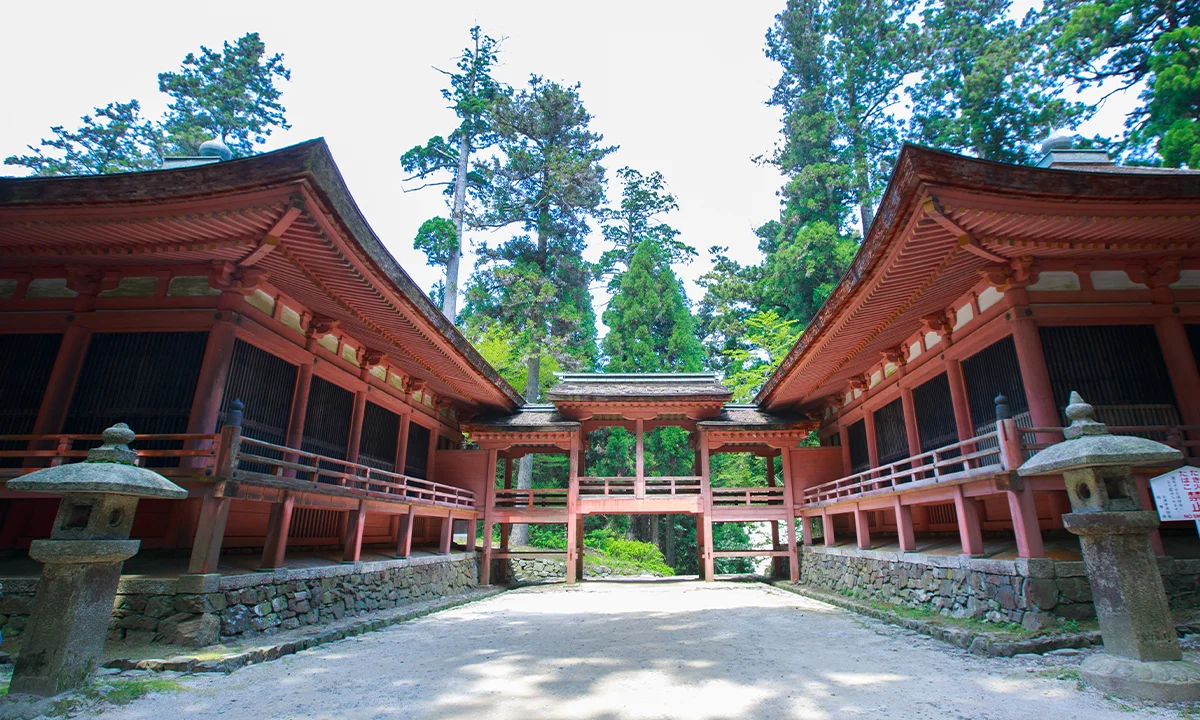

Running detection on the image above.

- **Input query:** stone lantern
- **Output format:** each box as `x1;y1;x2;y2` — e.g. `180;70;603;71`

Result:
6;424;186;697
1019;392;1200;701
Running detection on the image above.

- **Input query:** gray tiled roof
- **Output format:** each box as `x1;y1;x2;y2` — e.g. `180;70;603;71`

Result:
697;405;809;430
464;405;579;430
546;373;732;401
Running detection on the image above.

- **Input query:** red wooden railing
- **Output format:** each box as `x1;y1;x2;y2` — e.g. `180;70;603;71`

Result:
233;436;476;510
493;488;569;508
0;430;475;510
712;487;786;507
802;431;1002;505
801;420;1199;508
577;476;702;497
0;433;220;476
1017;424;1200;459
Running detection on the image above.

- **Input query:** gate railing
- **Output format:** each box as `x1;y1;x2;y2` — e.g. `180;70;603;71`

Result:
494;488;569;508
712;487;786;507
577;476;702;498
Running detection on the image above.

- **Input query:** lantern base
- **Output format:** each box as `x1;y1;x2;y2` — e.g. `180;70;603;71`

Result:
1081;653;1200;702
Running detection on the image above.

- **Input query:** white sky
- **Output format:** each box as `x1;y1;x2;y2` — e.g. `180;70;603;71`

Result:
1;0;1136;330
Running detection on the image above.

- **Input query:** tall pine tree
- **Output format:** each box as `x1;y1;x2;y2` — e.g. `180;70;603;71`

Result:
909;0;1085;163
464;76;613;544
402;27;505;319
602;239;704;374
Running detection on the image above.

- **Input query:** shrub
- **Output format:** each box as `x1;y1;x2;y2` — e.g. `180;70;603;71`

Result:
599;538;674;576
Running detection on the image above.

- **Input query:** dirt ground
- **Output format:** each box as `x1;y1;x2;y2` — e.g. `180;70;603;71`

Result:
95;580;1195;719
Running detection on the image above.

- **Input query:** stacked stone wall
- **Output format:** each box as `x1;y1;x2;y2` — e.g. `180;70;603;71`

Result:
799;545;1200;630
0;552;476;648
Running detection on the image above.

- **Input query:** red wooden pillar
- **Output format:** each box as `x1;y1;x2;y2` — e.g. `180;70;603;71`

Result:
566;435;581;584
1156;316;1200;427
1010;318;1061;442
186;321;239;434
953;485;984;555
342;501;367;563
695;519;707;580
497;457;513;584
945;359;974;442
480;448;499;584
396;512;415;558
778;449;801;582
30;325;92;435
575;515;585;581
854;505;872;549
466;518;478;551
426;426;439;482
822;509;836;547
261;492;295;569
634;418;645;499
187;491;230;574
346;389;368;463
699;436;715;581
801;515;814;546
894;497;916;552
863;409;881;471
900;385;921;457
395;414;411;473
838;423;852;475
438;515;453;554
1005;487;1044;558
286;361;315;451
766;454;783;578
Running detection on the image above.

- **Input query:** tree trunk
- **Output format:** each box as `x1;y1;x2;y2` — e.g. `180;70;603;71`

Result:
665;514;676;567
651;514;660;554
443;133;472;321
510;353;540;547
853;144;874;233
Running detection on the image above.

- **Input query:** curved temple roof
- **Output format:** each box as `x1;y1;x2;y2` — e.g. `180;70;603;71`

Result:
0;139;523;413
756;143;1200;414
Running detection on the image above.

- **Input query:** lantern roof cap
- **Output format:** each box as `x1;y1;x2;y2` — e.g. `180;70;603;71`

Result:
7;424;188;499
1018;392;1182;476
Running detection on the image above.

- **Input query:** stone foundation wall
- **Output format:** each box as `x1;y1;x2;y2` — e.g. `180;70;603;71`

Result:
495;556;669;583
0;552;477;648
799;545;1200;631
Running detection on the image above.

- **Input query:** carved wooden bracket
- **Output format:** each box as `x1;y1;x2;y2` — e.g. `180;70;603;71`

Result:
1127;258;1181;288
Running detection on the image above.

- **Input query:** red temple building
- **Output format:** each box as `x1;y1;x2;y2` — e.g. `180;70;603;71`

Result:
0;138;1198;645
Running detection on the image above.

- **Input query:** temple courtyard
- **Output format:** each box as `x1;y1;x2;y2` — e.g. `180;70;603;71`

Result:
89;581;1184;719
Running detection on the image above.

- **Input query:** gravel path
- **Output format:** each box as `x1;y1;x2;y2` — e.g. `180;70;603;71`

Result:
97;581;1186;719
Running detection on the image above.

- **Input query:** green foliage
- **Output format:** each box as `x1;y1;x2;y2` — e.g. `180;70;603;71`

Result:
766;0;922;229
464;76;614;395
413;217;460;267
158;32;291;157
1043;0;1198;163
467;322;561;394
598;167;695;284
602;239;705;374
910;0;1085;163
527;524;568;550
402;27;505;317
721;310;802;402
4;100;161;176
7;32;289;176
1145;26;1200;167
595;538;675;576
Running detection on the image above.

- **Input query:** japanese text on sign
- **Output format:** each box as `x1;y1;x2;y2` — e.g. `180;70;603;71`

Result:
1151;467;1200;521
